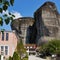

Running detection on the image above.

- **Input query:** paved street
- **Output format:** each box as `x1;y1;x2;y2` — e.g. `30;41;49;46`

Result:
28;55;46;60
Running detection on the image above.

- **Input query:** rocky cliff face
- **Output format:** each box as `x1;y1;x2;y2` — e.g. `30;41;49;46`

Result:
34;1;60;45
11;2;60;46
11;17;34;45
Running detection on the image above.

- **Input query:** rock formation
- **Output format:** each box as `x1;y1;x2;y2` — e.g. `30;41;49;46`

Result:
11;17;34;45
34;1;60;45
11;1;60;46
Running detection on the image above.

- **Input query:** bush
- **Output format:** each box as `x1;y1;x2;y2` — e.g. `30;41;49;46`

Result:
0;55;1;60
17;40;26;59
22;53;28;60
13;52;20;60
9;56;12;60
25;54;28;58
40;39;60;56
22;58;28;60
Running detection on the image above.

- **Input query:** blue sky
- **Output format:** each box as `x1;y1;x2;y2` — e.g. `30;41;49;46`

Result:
0;0;60;31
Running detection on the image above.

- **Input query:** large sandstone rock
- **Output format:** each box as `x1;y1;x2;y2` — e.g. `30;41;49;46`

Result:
11;17;34;45
11;2;60;46
34;1;60;45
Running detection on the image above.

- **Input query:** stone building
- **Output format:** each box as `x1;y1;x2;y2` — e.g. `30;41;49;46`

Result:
34;1;60;45
11;1;60;46
11;17;34;45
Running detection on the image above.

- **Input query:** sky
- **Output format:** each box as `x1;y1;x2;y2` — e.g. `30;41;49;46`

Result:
0;0;60;31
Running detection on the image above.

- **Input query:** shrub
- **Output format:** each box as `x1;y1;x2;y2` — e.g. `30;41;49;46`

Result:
17;40;26;59
9;56;12;60
13;52;20;60
22;58;28;60
0;55;1;60
25;54;28;58
40;39;60;56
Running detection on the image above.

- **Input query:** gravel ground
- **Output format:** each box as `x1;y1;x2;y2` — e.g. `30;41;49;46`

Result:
28;55;46;60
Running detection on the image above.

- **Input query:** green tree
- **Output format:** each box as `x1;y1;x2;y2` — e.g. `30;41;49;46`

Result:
9;56;12;60
17;39;26;59
0;0;15;26
40;39;60;56
13;52;20;60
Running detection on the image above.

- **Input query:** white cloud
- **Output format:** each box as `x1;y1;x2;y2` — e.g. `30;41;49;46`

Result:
3;10;9;15
12;11;22;19
3;10;22;19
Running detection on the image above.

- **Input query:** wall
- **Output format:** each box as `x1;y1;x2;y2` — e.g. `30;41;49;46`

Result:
0;31;17;58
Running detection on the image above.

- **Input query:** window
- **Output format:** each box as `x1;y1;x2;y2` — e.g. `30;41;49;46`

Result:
0;46;9;55
1;46;4;55
5;46;8;55
6;33;9;41
2;33;4;41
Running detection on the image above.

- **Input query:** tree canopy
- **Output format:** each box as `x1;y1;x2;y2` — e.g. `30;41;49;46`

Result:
40;39;60;56
0;0;15;26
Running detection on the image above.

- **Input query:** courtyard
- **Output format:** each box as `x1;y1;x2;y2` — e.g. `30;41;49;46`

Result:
28;55;46;60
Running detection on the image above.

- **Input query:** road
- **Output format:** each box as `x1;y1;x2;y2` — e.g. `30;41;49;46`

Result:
28;55;46;60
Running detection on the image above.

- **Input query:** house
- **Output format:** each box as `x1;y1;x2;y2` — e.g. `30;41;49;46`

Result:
0;30;17;58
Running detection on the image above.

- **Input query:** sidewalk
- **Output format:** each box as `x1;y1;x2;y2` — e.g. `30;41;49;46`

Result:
28;55;46;60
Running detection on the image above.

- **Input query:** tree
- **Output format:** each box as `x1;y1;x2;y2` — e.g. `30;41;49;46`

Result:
17;39;26;59
13;52;20;60
0;0;15;26
40;39;60;56
9;56;13;60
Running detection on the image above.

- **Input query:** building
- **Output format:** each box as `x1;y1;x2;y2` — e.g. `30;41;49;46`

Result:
24;44;37;55
11;1;60;46
0;31;17;58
